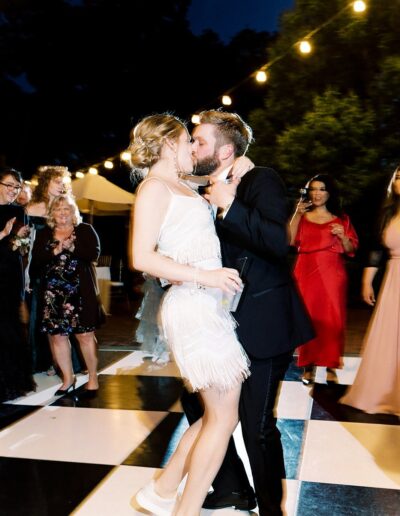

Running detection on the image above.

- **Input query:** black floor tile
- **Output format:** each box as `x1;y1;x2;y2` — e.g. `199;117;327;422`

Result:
0;457;113;516
52;374;184;411
97;349;132;371
0;404;39;431
284;358;303;382
311;383;400;425
278;419;305;479
123;412;188;468
297;481;400;516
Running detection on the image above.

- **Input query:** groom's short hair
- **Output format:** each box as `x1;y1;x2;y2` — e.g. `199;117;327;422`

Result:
198;110;253;158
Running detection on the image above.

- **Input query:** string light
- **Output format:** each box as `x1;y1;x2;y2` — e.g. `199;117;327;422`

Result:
75;171;85;179
255;70;268;83
120;151;131;162
75;1;368;177
222;95;232;106
353;1;366;13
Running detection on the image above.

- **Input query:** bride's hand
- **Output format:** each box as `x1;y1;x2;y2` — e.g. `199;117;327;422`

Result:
231;156;254;180
199;267;243;293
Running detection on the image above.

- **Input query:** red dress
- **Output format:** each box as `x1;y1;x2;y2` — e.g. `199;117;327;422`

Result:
293;215;358;368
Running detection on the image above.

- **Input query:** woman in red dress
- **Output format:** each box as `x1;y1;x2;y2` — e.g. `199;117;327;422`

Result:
290;175;358;385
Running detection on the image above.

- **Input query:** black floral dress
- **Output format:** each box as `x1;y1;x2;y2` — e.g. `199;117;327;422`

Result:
42;241;95;335
30;224;101;336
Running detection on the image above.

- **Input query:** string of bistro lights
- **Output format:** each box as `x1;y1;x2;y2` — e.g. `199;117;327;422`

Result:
68;0;367;181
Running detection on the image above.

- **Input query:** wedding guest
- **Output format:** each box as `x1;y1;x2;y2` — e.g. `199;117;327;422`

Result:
290;174;358;384
0;167;35;402
30;195;101;395
15;181;32;207
25;165;81;374
340;167;400;415
130;113;249;515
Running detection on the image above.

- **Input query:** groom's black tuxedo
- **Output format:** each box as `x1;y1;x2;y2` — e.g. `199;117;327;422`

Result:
215;166;313;515
217;166;313;358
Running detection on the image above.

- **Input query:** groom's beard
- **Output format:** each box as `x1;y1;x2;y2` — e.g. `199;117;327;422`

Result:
194;152;221;176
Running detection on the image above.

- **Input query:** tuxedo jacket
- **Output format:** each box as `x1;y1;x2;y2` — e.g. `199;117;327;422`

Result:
216;166;314;359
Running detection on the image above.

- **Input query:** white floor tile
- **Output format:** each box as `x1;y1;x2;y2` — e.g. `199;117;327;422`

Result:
73;465;259;516
8;372;89;406
314;356;361;385
276;381;313;420
299;420;400;489
282;479;300;516
100;351;181;378
0;406;167;465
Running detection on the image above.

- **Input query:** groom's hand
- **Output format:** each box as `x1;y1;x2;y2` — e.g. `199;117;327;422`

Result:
204;177;239;209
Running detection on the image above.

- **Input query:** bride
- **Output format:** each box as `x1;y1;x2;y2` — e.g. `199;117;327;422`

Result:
130;113;250;515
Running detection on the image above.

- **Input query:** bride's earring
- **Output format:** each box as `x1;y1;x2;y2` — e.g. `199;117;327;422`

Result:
174;151;184;178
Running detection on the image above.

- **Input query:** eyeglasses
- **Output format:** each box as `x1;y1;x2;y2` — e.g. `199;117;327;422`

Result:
0;182;22;192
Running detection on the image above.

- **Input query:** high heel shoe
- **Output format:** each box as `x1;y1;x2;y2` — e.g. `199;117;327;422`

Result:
55;378;76;396
301;365;315;386
326;368;338;384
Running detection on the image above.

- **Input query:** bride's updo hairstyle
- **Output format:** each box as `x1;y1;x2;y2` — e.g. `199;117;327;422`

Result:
129;113;186;181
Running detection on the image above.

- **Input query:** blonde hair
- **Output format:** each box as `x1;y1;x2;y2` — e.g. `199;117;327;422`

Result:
128;113;186;180
198;110;253;157
47;195;82;228
30;166;71;207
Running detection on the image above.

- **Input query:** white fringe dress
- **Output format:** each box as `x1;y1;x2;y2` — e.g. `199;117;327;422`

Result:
154;181;250;392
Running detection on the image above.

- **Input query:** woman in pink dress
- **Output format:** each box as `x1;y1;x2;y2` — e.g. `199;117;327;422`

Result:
340;167;400;415
290;175;358;385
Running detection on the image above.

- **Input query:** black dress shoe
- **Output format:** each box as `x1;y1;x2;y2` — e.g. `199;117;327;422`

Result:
202;489;257;510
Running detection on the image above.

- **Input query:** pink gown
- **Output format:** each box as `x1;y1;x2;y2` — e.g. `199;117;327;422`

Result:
293;214;358;368
340;218;400;415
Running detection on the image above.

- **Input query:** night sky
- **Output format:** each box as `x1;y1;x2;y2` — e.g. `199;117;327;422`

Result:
188;0;295;41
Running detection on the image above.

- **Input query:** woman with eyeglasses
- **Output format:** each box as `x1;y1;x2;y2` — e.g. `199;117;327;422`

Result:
0;167;36;402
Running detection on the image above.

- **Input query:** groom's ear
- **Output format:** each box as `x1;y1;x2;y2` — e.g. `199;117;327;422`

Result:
218;143;235;161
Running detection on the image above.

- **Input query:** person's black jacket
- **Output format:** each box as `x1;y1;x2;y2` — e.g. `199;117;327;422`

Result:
217;166;314;359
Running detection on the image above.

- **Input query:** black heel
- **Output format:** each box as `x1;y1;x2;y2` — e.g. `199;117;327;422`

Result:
55;377;76;396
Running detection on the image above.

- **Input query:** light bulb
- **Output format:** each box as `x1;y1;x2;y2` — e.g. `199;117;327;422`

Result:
222;95;232;106
299;40;312;54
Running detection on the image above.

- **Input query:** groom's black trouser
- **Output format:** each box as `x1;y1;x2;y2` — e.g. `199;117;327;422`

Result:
240;350;292;516
180;389;252;495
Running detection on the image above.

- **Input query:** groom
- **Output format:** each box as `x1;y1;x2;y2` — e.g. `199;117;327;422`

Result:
182;110;313;515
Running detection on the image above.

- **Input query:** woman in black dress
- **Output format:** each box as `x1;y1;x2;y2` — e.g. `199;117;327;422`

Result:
26;165;73;374
31;195;101;394
0;167;35;402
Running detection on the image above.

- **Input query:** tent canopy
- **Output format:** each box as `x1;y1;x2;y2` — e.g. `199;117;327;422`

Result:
71;174;135;216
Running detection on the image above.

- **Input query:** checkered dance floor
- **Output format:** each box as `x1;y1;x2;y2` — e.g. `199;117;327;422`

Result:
1;350;399;515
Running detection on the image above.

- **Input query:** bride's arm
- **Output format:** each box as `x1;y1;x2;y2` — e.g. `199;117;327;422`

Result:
132;180;241;293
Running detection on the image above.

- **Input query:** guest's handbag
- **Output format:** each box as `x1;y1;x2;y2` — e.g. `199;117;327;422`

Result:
90;264;107;326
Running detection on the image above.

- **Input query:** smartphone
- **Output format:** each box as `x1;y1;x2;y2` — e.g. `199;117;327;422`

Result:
299;188;308;202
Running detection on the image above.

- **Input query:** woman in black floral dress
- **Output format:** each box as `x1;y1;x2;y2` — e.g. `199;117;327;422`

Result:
31;195;101;395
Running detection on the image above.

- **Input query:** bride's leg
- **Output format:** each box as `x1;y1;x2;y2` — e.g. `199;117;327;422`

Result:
154;417;203;498
174;384;241;515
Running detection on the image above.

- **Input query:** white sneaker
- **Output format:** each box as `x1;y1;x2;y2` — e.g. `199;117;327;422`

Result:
135;480;176;515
